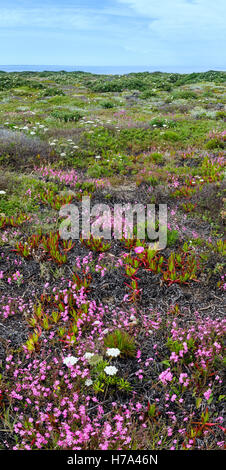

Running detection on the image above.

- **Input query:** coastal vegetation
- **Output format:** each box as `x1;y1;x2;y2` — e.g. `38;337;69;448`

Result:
0;70;225;450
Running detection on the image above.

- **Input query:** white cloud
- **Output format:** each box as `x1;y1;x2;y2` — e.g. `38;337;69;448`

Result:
0;4;149;42
117;0;226;41
0;7;106;31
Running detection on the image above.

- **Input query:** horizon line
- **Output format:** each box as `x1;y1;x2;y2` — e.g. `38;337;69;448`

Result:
1;64;225;68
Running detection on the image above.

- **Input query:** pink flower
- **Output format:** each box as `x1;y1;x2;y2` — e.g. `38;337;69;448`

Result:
134;246;144;254
179;373;190;387
159;368;173;385
136;350;141;359
170;352;179;363
204;388;212;401
100;442;109;450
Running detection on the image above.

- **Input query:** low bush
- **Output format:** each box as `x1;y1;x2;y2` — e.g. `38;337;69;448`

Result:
51;110;83;122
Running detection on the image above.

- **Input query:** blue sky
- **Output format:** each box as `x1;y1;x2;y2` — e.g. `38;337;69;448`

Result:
0;0;225;67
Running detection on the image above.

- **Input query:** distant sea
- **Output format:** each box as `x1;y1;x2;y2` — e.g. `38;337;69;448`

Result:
0;65;225;74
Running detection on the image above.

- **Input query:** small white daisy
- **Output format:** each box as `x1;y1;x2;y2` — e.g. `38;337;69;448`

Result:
104;366;118;376
85;379;93;386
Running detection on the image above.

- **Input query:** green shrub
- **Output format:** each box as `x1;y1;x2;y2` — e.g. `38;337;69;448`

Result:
99;100;115;108
87;163;110;178
124;78;147;91
163;131;180;142
41;88;65;97
174;70;226;86
167;229;179;247
146;175;159;186
140;89;156;99
205;138;224;150
84;127;155;154
88;76;147;93
172;90;198;100
150;118;176;128
150;152;164;164
51;110;82;122
104;330;136;358
0;75;27;90
150;118;166;128
74;181;96;192
202;91;214;98
89;81;124;93
157;83;172;92
26;81;45;90
216;111;226;120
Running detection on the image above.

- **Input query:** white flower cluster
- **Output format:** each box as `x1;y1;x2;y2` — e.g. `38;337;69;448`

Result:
104;366;118;376
49;137;80;151
10;121;49;136
106;348;121;357
63;356;78;367
83;352;95;360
